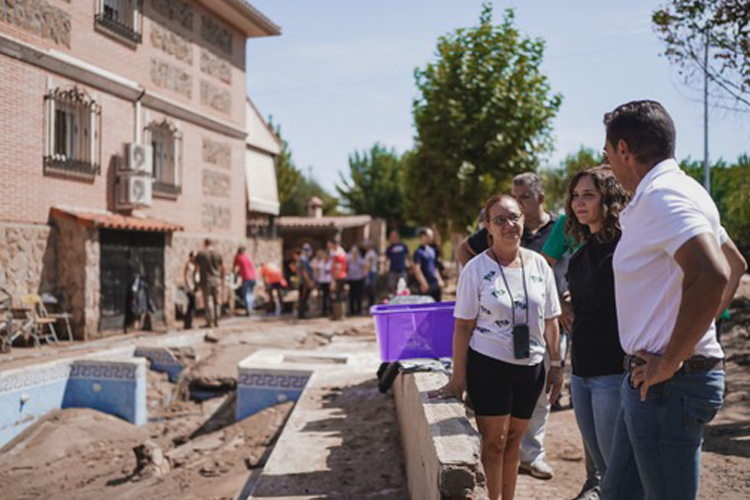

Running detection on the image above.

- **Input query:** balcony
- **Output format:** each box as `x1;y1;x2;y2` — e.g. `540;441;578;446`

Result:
44;156;100;181
95;12;141;44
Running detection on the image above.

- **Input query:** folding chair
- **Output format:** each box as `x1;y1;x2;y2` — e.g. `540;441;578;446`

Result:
20;294;59;345
39;293;74;341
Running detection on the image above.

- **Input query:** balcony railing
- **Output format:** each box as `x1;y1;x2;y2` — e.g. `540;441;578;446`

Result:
95;13;141;44
44;156;100;180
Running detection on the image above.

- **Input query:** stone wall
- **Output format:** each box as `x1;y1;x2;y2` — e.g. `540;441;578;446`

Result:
53;217;96;340
0;221;56;298
0;0;71;48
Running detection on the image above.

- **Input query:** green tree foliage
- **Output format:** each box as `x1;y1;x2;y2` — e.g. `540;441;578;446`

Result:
406;4;562;236
336;143;405;227
281;175;339;216
268;118;302;209
680;155;750;255
542;147;603;213
653;0;750;108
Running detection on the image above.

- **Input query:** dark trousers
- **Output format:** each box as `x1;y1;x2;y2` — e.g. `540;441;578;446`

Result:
184;291;196;329
298;285;311;319
429;283;442;303
319;282;331;316
348;279;364;315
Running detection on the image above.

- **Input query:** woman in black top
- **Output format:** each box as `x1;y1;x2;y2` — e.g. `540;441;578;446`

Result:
565;166;629;487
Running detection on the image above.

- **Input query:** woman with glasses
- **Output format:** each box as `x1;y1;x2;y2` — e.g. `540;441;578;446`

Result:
434;194;563;500
565;166;628;494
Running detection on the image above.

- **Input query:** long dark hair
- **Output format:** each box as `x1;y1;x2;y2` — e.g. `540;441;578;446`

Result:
565;166;629;245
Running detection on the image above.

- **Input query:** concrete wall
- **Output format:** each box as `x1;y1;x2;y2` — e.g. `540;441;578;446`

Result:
393;371;488;500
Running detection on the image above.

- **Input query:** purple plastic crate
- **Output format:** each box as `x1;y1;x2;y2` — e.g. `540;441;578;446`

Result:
370;301;455;361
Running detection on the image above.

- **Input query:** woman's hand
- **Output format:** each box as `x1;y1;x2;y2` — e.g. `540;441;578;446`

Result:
546;366;564;405
560;293;574;332
428;377;465;401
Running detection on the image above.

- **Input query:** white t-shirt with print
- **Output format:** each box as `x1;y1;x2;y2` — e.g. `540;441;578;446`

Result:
454;249;561;366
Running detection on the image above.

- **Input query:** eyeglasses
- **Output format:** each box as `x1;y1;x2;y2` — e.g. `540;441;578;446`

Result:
490;214;522;226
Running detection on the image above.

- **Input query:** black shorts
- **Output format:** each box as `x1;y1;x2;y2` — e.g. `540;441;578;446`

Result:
466;348;545;418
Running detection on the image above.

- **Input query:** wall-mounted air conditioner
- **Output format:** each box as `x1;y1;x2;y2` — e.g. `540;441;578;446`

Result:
117;174;153;209
123;143;153;175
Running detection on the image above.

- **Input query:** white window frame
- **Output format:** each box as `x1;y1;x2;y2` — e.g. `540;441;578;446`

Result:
44;85;100;178
96;0;142;43
145;118;182;193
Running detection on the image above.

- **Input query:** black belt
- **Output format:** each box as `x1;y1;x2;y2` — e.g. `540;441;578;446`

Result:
624;354;724;374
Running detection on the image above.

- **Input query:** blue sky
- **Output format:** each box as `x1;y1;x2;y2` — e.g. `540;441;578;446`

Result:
245;0;750;192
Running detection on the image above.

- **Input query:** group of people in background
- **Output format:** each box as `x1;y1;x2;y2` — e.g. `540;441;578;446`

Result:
436;100;747;500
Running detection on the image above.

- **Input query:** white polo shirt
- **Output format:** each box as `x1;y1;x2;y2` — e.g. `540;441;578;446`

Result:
613;158;724;358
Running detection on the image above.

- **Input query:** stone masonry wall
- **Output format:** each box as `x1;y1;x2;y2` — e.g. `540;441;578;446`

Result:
53;217;94;340
0;221;56;298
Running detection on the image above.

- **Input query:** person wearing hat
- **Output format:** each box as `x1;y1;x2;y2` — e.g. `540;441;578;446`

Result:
297;243;315;319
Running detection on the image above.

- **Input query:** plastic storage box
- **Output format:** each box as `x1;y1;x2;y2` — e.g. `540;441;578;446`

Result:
370;301;455;361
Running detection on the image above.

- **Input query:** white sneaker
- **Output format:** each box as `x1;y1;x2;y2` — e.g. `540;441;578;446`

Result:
519;459;554;480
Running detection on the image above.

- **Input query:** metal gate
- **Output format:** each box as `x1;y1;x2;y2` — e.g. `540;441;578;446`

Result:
99;229;165;332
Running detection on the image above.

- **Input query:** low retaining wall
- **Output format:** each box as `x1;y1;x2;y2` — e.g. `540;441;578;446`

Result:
392;371;487;500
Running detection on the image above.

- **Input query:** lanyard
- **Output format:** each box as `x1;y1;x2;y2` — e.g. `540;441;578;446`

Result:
490;250;529;326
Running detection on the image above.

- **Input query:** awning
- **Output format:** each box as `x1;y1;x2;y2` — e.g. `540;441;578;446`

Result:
246;149;280;216
50;207;184;232
277;215;372;229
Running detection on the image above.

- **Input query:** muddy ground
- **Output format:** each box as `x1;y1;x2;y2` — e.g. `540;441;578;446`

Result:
0;318;406;500
1;277;749;499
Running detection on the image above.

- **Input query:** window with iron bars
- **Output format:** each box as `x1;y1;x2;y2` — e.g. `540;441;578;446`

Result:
44;87;101;180
95;0;142;44
146;119;182;197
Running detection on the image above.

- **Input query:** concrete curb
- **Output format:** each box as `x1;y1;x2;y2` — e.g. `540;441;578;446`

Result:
393;371;488;500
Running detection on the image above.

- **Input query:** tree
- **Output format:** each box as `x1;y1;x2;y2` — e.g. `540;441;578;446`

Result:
280;174;339;217
406;4;562;237
680;155;750;255
267;118;302;209
653;1;750;108
336;143;405;227
542;147;603;213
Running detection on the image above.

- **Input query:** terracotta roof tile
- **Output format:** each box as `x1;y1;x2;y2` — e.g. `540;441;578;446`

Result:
50;207;184;232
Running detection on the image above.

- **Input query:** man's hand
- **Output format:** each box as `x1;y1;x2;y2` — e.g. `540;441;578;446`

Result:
546;366;563;405
420;281;429;294
630;351;683;401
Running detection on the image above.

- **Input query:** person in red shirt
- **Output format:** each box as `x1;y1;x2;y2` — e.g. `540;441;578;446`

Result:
327;238;347;315
233;246;256;316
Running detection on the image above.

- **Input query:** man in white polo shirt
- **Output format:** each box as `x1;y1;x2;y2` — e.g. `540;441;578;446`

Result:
600;100;746;500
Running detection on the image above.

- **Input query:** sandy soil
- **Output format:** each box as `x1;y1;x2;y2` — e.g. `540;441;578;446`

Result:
0;318;406;500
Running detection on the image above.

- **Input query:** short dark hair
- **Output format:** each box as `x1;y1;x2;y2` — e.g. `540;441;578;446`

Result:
603;100;675;165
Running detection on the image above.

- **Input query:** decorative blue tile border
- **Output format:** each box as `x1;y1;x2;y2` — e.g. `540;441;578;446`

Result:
134;347;184;382
69;361;138;381
0;363;71;395
238;371;310;390
236;367;312;421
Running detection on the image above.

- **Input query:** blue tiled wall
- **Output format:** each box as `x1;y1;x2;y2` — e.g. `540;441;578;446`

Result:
236;368;311;421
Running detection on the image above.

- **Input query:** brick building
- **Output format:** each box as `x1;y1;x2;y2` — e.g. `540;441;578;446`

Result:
0;0;282;339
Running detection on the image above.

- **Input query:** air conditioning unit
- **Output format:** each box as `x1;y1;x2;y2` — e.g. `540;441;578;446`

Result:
125;143;153;175
117;174;153;208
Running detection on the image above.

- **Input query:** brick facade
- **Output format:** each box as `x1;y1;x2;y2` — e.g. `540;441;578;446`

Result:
0;0;280;339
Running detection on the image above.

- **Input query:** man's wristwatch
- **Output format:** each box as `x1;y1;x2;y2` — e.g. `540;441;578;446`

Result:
550;359;563;368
